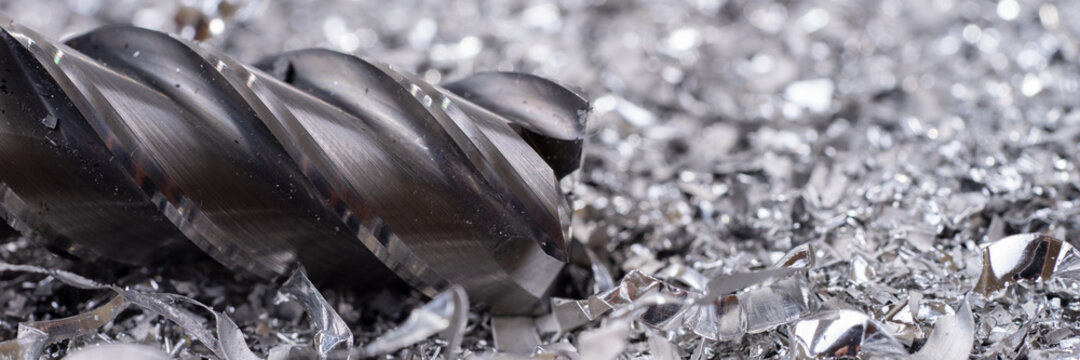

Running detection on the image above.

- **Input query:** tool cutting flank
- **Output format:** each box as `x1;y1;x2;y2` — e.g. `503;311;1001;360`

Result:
0;17;588;314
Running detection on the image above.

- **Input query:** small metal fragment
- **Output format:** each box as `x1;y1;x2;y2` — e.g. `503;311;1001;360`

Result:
685;295;742;341
646;330;680;360
39;115;56;129
576;319;629;360
655;263;709;291
912;300;974;360
774;243;815;270
278;268;352;358
740;278;816;333
699;267;801;302
64;344;171;360
540;297;591;335
586;248;617;294
361;285;468;357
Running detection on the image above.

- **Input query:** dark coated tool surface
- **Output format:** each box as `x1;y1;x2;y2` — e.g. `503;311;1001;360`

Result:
0;17;588;313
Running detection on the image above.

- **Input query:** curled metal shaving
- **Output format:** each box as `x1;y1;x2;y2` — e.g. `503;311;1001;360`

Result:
880;293;956;346
118;291;259;360
585;248;616;294
912;300;974;360
0;296;127;360
359;285;469;357
788;309;907;359
278;268;352;358
973;233;1080;295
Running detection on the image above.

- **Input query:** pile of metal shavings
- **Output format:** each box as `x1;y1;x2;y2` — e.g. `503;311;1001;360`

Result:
5;0;1080;359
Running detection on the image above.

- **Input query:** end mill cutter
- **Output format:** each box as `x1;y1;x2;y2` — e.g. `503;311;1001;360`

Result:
0;17;588;313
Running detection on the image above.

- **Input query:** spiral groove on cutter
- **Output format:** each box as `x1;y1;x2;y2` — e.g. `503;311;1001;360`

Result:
0;17;588;313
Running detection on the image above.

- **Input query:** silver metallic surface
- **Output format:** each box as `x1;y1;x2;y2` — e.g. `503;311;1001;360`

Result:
973;233;1080;295
63;344;172;360
361;285;468;358
788;309;906;359
0;17;587;314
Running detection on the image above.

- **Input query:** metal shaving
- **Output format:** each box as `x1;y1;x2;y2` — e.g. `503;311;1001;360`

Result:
358;286;468;359
789;309;907;359
911;300;974;360
278;269;352;358
4;0;1080;359
64;344;171;360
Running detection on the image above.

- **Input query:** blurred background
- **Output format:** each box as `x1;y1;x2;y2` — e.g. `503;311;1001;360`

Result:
6;0;1080;170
